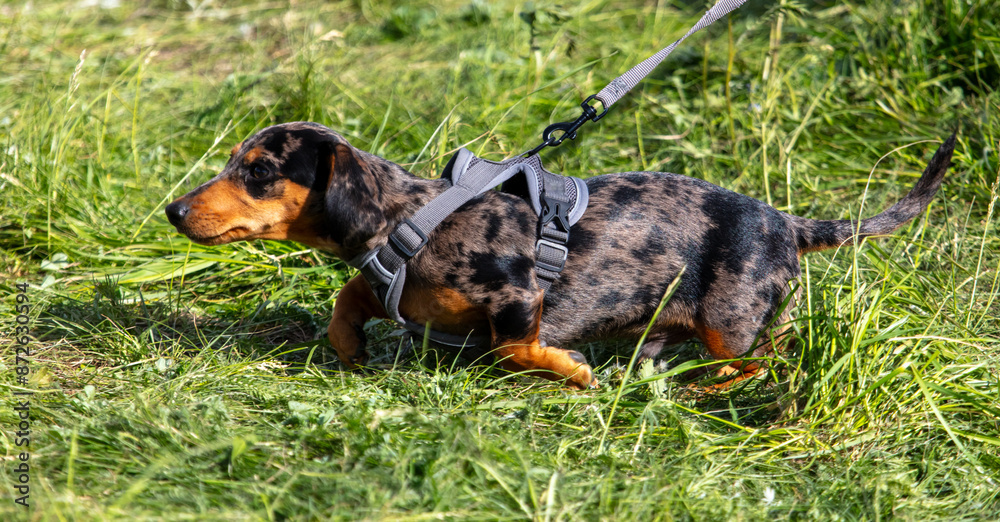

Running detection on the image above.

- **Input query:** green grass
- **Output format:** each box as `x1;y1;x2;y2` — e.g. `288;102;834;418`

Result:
1;0;999;519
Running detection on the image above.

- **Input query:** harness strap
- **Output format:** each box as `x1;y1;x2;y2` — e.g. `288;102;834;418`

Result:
535;172;573;292
353;149;507;324
348;148;588;347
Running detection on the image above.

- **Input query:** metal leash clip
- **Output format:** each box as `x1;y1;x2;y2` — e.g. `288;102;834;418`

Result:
523;95;608;157
522;0;747;157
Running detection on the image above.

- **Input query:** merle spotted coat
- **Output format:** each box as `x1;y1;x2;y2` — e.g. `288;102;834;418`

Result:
166;122;955;389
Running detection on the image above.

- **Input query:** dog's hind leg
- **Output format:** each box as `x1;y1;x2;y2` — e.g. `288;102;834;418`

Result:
692;308;797;389
489;287;596;389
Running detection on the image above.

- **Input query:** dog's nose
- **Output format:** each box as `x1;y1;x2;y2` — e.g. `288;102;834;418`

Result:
165;200;189;227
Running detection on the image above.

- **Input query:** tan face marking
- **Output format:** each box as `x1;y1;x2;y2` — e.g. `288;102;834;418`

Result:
243;146;264;164
177;178;324;247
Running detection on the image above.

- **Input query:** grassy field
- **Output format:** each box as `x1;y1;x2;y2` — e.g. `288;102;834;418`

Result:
1;0;999;519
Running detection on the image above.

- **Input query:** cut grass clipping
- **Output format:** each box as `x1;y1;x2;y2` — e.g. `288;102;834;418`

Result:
1;0;999;520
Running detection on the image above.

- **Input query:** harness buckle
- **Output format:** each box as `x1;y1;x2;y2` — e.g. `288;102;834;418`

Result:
390;218;429;258
539;193;571;234
535;238;569;273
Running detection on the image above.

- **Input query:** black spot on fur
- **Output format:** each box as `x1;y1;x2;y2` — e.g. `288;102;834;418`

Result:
630;224;668;263
468;253;534;291
796;220;846;251
436;220;456;233
658;181;678;198
630;284;658;304
597;290;624;309
267;130;327;189
260;132;288;157
760;283;784;322
491;195;534;232
485;214;503;242
492;301;535;340
668;239;707;305
610;185;643;207
565;224;597;257
694;193;766;299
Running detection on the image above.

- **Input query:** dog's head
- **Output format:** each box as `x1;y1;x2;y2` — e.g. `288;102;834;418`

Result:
165;122;387;256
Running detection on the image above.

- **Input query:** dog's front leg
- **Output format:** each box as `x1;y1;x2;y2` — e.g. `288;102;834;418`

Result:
328;275;389;368
489;287;596;389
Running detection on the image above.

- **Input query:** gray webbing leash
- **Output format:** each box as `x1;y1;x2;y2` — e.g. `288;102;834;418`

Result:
524;0;749;156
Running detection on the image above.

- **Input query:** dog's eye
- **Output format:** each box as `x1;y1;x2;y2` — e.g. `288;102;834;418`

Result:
249;165;269;179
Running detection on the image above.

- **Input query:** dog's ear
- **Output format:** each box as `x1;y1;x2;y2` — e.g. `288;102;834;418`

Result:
320;141;387;248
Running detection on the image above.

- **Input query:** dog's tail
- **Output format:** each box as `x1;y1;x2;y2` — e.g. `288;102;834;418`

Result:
789;134;956;255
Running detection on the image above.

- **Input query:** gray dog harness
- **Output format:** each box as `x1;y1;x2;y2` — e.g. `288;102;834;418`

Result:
347;148;588;348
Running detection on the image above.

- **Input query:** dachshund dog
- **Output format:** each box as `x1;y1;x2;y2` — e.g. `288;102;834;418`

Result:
166;122;955;389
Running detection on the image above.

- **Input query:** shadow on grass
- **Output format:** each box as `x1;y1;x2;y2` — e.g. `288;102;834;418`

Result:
36;276;806;428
